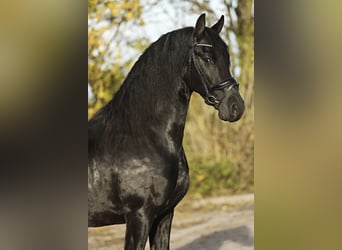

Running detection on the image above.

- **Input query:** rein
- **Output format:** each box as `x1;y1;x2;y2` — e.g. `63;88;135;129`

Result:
191;43;239;107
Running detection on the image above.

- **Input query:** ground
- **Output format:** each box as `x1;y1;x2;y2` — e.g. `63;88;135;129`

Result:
88;193;254;250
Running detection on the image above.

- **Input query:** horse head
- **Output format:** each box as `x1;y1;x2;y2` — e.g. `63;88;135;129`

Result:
187;13;245;122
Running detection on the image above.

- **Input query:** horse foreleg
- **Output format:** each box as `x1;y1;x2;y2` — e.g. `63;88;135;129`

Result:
124;208;153;250
149;210;174;250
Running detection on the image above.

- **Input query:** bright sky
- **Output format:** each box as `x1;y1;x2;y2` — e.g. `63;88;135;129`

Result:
126;0;238;42
116;0;240;70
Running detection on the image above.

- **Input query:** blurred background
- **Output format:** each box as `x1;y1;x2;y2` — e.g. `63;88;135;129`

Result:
88;0;254;198
1;0;342;249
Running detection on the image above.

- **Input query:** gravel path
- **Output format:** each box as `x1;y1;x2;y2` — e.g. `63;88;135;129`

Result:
88;193;254;250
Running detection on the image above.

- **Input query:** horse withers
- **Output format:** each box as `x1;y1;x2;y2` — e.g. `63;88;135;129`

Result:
88;13;244;250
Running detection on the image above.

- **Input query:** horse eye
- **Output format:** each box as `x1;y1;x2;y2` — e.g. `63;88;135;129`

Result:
203;57;213;64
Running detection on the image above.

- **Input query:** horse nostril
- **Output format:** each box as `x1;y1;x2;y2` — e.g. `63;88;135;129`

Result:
231;103;238;116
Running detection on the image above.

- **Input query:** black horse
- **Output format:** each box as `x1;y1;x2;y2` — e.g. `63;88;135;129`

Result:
88;14;244;250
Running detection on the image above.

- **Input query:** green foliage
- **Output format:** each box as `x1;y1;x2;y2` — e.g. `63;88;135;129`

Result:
188;158;253;199
188;158;234;198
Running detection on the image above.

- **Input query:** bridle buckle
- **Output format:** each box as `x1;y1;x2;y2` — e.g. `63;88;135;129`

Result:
205;95;219;106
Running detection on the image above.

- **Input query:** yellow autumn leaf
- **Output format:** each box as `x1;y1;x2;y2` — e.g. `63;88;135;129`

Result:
111;7;121;17
125;11;133;20
196;175;206;182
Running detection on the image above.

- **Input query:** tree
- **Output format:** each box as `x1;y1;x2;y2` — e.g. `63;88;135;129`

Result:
88;0;146;118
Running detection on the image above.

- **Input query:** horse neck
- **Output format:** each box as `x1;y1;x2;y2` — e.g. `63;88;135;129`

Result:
111;53;192;154
151;78;192;153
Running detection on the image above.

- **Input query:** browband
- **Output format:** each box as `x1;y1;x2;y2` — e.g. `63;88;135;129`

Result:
194;43;213;48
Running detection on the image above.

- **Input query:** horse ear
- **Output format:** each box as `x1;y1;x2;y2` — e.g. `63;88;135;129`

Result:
194;13;206;39
211;15;224;34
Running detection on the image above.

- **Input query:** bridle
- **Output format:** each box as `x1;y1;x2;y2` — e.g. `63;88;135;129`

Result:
190;43;239;107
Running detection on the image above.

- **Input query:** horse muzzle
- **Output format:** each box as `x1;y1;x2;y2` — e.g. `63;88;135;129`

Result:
218;91;245;122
